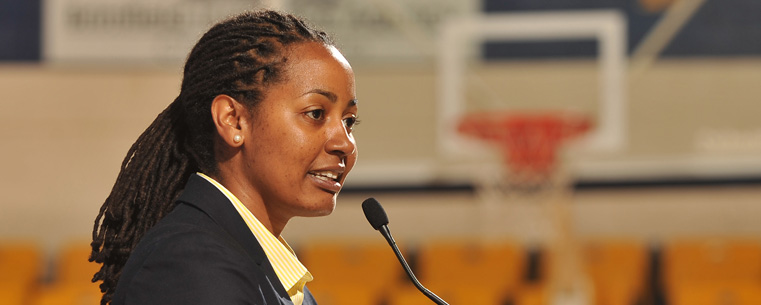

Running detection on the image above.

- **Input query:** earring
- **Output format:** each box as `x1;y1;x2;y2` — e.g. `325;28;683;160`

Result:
233;134;242;143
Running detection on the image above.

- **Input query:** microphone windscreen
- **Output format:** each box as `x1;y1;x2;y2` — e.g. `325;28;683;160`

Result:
362;197;389;230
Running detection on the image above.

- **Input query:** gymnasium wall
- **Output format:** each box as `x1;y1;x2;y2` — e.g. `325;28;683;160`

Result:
1;57;760;252
1;0;760;253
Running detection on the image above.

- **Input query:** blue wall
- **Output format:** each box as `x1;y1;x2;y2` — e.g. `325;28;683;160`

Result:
0;0;758;62
0;0;41;61
483;0;761;59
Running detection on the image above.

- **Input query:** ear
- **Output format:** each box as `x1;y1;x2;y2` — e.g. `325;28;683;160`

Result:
210;94;246;148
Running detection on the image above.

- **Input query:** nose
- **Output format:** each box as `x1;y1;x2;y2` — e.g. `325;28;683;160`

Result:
325;120;357;158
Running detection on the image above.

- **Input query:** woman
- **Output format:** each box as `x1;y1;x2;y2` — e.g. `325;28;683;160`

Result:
90;10;358;305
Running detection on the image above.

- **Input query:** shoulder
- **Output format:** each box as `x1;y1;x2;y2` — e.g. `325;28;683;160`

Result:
113;206;285;305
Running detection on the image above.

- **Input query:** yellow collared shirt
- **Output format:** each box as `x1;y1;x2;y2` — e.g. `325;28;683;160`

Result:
197;173;313;305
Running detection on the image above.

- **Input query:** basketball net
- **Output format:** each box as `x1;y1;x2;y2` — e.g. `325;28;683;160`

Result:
457;111;590;191
457;111;594;305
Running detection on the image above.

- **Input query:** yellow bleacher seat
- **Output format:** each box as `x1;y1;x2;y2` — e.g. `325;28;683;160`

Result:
0;284;29;305
662;239;761;285
385;285;431;305
0;241;44;305
415;240;525;303
0;242;43;284
55;242;100;285
669;281;761;305
385;283;505;305
662;239;761;305
385;284;498;305
29;283;102;305
298;240;406;304
27;241;103;305
583;240;649;305
307;282;380;305
513;284;548;305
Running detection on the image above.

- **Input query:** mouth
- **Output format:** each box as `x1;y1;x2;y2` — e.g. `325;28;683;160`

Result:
308;170;344;193
308;170;341;182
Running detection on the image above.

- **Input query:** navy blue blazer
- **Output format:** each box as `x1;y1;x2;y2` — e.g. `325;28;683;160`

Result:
112;174;317;305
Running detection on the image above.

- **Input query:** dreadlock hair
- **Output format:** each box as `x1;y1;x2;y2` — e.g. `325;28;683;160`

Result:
89;10;332;305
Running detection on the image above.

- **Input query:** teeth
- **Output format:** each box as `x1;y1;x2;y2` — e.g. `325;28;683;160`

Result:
310;171;339;181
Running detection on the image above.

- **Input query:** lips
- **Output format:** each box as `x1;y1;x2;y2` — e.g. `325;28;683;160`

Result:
308;169;344;193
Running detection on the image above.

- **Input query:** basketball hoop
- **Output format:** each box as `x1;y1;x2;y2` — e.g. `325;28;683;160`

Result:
457;111;591;189
460;111;595;305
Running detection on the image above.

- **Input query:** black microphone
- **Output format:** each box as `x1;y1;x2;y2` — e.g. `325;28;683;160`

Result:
361;198;449;305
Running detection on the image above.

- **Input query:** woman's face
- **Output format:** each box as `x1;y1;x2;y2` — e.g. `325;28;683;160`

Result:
238;42;358;223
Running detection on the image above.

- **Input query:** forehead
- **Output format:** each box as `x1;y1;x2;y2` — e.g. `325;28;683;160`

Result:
283;42;353;76
276;42;355;94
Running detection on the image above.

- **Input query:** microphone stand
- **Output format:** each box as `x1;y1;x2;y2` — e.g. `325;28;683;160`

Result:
379;225;449;305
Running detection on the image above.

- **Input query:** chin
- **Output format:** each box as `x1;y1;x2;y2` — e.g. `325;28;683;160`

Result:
301;208;334;218
300;199;336;217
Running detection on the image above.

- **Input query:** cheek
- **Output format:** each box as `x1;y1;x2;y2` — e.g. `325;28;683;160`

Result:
256;114;306;152
270;123;319;169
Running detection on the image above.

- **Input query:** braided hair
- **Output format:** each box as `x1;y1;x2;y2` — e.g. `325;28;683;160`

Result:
89;10;332;305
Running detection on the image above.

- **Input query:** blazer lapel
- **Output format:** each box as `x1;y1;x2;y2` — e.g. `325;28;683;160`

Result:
176;174;293;303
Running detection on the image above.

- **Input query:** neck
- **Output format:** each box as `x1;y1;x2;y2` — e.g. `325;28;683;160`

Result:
207;170;288;237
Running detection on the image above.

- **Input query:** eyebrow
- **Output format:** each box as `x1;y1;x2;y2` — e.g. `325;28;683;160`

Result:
307;89;358;106
308;89;337;102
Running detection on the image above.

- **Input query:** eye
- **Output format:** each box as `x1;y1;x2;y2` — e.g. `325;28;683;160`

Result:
305;109;325;121
343;116;360;131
